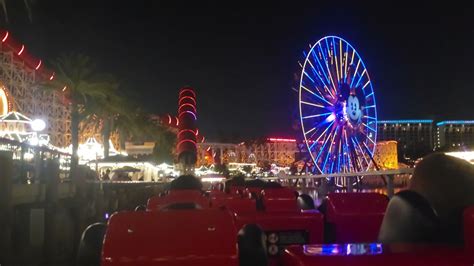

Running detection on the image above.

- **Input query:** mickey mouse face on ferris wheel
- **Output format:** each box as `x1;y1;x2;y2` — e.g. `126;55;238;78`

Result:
347;95;362;122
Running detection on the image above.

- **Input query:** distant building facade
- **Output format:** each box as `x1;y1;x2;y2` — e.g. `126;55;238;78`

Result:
377;120;434;160
196;138;298;167
436;121;474;150
125;141;156;156
373;141;398;170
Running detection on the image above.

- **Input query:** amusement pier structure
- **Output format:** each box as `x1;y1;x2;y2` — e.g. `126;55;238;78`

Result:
0;29;70;147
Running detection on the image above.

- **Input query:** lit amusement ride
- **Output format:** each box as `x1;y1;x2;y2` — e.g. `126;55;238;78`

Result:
298;36;377;186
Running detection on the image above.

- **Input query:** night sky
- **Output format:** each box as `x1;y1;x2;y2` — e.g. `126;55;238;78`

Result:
3;1;474;141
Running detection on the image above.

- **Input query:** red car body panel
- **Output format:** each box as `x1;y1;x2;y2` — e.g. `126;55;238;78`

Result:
325;193;388;243
102;210;238;266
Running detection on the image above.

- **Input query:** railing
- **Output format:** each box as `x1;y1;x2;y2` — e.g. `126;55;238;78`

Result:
261;168;415;198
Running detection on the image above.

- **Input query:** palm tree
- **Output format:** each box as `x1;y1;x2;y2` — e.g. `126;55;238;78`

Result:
45;54;114;178
81;84;127;158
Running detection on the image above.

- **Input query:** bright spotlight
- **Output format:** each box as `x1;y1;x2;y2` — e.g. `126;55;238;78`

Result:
31;119;46;131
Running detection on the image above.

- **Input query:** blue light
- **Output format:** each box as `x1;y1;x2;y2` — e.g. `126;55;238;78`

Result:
436;120;474;126
304;243;383;256
304;71;315;83
315;121;336;168
322;126;338;172
311;49;331;86
378;120;433;124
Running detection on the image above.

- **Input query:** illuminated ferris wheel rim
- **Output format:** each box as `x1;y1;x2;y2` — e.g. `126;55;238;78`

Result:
298;35;377;175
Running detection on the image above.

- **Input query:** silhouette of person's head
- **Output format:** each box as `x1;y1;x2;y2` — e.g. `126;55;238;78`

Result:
170;175;203;191
410;153;474;243
224;175;246;193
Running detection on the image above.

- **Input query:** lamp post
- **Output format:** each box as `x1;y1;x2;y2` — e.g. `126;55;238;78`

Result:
31;119;46;183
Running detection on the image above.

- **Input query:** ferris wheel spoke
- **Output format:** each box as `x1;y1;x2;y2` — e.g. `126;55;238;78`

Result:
322;126;338;173
362;80;371;91
352;137;370;169
303;71;316;84
307;54;330;90
315;125;336;165
355;68;367;88
308;50;336;99
300;100;325;108
365;92;374;99
343;128;357;172
360;130;376;145
350;145;362;172
331;37;341;83
304;126;317;136
350;46;355;65
362;141;375;161
355;153;364;172
336;139;342;174
339;39;344;83
302;112;332;119
307;119;335;151
301;85;333;106
344;42;349;83
318;42;337;92
349;59;361;88
363;115;377;121
311;49;331;87
301;84;326;102
362;123;376;133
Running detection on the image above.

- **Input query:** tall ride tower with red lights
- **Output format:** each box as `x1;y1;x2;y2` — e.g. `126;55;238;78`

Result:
176;87;198;173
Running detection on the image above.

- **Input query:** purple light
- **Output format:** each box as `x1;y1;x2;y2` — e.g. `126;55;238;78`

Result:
105;213;110;219
184;111;197;120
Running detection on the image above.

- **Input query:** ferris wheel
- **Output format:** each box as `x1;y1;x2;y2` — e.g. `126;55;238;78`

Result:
298;36;377;185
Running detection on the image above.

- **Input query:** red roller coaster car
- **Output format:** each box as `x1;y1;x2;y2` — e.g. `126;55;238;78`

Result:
208;180;324;265
77;181;474;266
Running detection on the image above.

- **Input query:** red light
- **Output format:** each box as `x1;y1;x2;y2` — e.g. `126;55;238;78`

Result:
167;114;171;124
195;129;199;136
35;60;42;70
17;45;25;55
177;139;196;147
178;129;195;137
267;138;296;143
178;96;196;105
178;103;197;113
1;31;8;42
179;88;196;98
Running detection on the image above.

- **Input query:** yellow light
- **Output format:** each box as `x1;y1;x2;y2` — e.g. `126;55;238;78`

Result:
0;86;10;115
